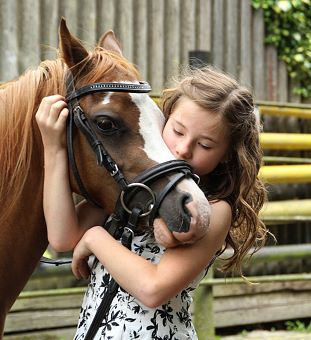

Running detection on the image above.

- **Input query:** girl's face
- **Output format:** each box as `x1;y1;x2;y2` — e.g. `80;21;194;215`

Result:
162;96;230;176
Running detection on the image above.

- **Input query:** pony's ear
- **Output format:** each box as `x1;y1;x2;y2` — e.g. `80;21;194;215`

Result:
59;18;89;69
98;30;123;56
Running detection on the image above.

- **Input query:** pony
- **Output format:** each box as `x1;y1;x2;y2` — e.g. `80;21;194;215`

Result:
0;19;210;336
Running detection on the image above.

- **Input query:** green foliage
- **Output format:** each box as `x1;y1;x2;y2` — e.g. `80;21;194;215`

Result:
252;0;311;98
285;320;311;332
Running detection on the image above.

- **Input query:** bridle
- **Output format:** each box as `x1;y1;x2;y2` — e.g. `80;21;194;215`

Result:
65;70;199;230
48;70;200;339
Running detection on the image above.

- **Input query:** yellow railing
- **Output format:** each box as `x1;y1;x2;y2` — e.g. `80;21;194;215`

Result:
260;132;311;150
259;164;311;184
259;199;311;223
258;101;311;119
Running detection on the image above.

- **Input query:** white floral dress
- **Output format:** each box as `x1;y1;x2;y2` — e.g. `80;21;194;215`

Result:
74;232;210;340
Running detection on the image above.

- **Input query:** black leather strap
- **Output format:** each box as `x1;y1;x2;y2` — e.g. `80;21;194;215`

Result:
148;172;189;229
66;102;102;208
66;72;103;208
132;160;195;185
66;81;151;101
66;73;150;207
40;256;72;266
84;208;142;340
72;106;128;191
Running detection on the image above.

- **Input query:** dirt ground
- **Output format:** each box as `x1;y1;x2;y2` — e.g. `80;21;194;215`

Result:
221;330;311;339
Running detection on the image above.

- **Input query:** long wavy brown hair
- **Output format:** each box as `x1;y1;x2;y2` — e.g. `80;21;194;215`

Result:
161;66;268;275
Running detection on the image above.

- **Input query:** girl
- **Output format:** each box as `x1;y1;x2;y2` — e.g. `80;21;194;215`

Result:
35;66;268;339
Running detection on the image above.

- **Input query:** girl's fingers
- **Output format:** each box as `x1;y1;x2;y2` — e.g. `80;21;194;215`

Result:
36;95;66;122
48;100;68;123
56;107;69;127
72;265;81;280
37;95;64;115
71;258;81;279
172;230;195;244
154;218;180;248
80;260;91;279
72;259;90;280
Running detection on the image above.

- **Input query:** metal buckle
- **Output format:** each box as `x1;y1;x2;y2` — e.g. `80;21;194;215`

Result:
110;164;119;177
124;226;135;238
120;183;156;217
192;173;200;184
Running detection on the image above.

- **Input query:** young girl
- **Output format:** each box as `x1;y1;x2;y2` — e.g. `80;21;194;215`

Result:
35;66;268;339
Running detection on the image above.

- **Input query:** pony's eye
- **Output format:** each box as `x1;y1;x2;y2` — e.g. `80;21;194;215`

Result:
96;117;118;134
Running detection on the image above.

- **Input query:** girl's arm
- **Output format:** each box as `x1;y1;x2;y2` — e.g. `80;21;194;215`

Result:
36;95;184;252
36;95;106;252
72;199;231;308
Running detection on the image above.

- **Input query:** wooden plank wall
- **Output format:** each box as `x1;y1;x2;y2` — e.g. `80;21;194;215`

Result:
0;0;310;241
0;0;306;103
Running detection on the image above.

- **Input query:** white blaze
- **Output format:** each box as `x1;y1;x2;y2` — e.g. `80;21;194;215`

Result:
129;93;175;163
102;92;113;105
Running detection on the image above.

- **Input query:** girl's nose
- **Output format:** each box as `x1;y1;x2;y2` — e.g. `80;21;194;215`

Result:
176;142;192;160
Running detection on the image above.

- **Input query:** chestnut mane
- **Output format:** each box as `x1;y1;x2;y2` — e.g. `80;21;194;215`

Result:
0;47;139;226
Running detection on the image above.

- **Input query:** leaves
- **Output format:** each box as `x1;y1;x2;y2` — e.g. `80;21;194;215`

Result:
252;0;311;97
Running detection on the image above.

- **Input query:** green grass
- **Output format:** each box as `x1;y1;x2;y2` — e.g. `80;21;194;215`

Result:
285;320;311;333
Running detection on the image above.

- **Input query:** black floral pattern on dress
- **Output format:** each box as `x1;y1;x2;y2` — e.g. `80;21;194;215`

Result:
74;233;209;339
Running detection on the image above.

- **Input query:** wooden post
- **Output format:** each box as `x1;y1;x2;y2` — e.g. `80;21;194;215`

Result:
240;0;252;87
0;0;19;81
17;0;40;74
193;268;215;340
164;0;180;87
40;0;59;60
147;0;164;95
225;0;239;78
252;8;265;101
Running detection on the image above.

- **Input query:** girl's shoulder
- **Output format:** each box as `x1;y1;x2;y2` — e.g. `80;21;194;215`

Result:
208;199;232;235
209;199;232;213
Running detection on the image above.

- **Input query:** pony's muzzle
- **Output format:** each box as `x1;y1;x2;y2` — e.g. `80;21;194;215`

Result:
173;198;211;244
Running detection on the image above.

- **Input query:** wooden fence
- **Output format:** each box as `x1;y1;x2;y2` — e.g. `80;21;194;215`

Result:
4;102;311;339
5;246;311;339
0;0;310;104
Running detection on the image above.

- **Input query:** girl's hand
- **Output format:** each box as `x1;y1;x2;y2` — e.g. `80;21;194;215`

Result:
154;216;208;248
35;95;69;152
154;218;180;248
71;229;94;280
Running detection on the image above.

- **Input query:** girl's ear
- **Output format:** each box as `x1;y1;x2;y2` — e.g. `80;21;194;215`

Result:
58;18;89;70
97;30;123;56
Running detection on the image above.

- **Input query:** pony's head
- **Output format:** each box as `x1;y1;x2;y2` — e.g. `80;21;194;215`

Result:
59;19;211;237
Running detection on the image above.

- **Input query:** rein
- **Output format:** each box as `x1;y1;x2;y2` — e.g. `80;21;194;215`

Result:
43;71;199;339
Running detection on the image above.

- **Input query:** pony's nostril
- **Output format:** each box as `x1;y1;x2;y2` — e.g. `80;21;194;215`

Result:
179;193;193;216
177;193;192;232
181;193;193;206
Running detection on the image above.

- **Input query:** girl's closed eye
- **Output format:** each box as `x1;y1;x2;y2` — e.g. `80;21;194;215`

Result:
199;142;211;149
173;129;183;136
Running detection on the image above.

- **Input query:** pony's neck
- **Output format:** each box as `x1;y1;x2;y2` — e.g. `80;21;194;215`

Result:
0;58;66;227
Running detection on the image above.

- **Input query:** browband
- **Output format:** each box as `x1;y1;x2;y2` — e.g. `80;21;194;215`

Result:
66;81;151;101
